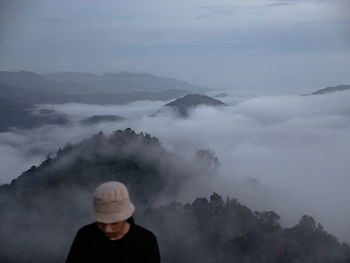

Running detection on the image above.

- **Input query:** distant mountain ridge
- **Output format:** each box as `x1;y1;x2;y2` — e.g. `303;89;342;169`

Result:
44;72;98;84
44;71;206;93
0;81;190;105
0;77;193;131
0;70;204;105
0;71;52;90
310;85;350;95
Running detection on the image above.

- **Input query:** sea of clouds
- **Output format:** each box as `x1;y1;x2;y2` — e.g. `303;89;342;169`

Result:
1;91;350;242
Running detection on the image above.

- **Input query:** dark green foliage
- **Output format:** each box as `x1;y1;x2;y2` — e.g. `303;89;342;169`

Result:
140;194;350;263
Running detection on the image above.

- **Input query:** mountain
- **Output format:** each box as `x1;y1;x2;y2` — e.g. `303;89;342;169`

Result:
0;71;52;90
162;94;225;117
0;129;349;263
44;71;206;94
81;115;125;125
44;72;98;84
0;82;190;105
0;71;94;94
0;82;75;104
0;71;203;105
310;85;350;95
0;129;197;262
0;129;187;205
0;97;68;131
214;92;229;98
72;89;191;104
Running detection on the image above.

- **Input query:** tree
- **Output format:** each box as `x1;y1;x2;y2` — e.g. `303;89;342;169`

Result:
255;211;281;231
195;148;220;169
298;215;316;231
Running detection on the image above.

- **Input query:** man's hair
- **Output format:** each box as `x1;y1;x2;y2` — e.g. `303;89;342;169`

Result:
127;217;135;225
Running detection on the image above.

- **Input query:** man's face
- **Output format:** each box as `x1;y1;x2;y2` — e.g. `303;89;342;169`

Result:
96;221;127;240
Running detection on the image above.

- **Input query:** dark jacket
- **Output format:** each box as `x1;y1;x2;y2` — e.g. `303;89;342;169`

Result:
66;223;161;263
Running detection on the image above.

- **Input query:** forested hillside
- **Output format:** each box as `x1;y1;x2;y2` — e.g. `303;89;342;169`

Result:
0;129;198;262
0;129;349;263
140;194;350;263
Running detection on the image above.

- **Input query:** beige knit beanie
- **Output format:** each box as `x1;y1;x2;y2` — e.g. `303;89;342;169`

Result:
91;181;135;223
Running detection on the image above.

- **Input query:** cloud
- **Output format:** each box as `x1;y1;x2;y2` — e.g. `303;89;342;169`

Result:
37;17;77;24
266;2;294;7
142;92;350;242
200;5;237;16
0;100;165;184
1;91;350;243
1;0;349;92
194;14;213;20
270;0;330;4
199;0;326;16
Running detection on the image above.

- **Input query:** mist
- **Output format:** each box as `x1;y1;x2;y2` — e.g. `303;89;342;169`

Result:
1;90;350;243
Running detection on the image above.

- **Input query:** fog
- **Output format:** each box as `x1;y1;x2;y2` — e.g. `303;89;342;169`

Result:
1;91;350;243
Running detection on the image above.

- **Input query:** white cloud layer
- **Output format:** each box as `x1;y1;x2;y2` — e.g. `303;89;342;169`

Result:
1;91;350;242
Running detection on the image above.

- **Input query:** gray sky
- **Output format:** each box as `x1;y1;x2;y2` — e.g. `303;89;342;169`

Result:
1;0;350;93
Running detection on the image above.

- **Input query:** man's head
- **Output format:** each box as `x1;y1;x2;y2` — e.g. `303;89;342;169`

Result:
91;181;135;239
96;221;129;240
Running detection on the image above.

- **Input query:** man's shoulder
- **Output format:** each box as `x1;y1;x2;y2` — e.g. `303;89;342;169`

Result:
132;224;157;240
76;223;98;236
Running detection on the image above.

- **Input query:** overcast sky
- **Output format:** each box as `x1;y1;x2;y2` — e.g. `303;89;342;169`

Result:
1;0;350;93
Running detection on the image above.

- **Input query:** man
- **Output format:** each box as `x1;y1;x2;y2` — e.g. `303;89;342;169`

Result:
66;181;161;263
